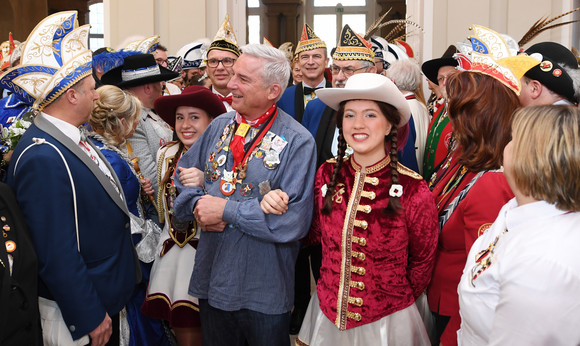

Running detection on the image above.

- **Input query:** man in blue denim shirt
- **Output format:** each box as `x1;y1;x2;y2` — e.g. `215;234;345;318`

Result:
174;44;316;346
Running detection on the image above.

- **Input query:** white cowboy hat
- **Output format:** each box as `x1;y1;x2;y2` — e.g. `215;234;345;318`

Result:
316;73;411;127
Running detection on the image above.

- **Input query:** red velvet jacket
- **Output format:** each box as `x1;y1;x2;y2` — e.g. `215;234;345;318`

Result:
306;155;438;330
427;155;514;346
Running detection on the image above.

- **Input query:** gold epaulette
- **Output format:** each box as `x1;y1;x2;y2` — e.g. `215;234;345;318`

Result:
396;163;423;180
326;155;350;164
159;140;179;150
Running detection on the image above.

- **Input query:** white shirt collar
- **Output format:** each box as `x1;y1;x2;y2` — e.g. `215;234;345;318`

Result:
40;112;83;144
303;79;326;90
505;199;568;231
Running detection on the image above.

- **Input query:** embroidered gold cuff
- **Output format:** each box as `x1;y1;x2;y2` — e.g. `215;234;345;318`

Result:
357;204;372;213
354;219;368;230
352;236;367;246
351;266;366;276
350;280;366;290
346;311;362;322
352;251;366;261
348;296;364;307
360;191;376;200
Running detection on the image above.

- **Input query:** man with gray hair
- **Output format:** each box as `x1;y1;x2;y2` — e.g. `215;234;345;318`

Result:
385;59;430;175
173;44;316;346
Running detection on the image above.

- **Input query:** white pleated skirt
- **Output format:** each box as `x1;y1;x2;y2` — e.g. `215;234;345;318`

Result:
296;292;430;346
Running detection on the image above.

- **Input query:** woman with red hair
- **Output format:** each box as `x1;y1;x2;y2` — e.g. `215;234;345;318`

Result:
427;71;519;345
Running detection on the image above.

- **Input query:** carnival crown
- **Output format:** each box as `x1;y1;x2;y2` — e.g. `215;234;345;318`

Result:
333;24;374;64
124;35;160;54
454;25;540;95
208;15;240;57
294;23;326;57
176;42;206;69
0;11;92;111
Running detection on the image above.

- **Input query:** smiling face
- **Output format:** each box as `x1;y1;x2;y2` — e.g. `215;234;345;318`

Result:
175;106;212;149
206;49;237;94
227;54;279;120
341;99;393;167
297;47;328;86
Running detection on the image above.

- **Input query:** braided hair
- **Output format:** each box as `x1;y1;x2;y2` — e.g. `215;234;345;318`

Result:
90;85;142;147
322;100;403;215
322;127;348;214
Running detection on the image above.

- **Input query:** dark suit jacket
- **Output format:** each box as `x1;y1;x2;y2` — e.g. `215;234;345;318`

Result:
6;115;140;339
0;183;42;346
277;80;332;124
302;99;420;172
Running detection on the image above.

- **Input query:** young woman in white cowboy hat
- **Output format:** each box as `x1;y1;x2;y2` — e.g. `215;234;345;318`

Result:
262;73;438;345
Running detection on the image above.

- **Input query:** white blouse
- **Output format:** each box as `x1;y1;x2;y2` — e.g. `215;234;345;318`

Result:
458;198;580;346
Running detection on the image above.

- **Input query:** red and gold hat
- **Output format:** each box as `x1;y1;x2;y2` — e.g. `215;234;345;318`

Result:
455;25;539;95
294;23;326;58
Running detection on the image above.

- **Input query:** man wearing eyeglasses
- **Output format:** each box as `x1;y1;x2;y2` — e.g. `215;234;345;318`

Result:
277;24;330;124
205;15;240;112
301;25;377;168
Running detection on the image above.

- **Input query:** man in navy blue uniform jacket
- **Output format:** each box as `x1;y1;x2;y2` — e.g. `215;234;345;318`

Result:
3;11;139;346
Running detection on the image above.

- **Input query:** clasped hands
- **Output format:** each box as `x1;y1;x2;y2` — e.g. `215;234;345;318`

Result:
178;167;290;232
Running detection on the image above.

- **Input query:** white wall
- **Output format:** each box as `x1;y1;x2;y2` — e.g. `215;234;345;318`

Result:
408;0;576;63
104;0;576;60
104;0;246;55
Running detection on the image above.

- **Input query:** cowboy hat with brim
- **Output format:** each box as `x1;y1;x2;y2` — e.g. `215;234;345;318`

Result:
154;85;227;128
316;73;411;128
421;45;458;85
101;53;179;88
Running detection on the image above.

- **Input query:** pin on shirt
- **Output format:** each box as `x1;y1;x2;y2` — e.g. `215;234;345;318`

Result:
259;180;272;196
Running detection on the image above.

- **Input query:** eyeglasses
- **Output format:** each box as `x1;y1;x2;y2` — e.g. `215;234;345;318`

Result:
205;58;236;68
330;65;368;77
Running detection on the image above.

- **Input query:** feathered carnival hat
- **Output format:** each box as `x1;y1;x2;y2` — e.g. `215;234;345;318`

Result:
92;47;141;75
454;25;540;95
0;11;93;111
332;24;375;64
294;23;326;58
364;10;421;69
123;35;160;54
523;42;578;103
208;15;240;57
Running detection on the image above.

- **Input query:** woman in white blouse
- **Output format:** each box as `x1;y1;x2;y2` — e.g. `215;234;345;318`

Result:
457;105;580;345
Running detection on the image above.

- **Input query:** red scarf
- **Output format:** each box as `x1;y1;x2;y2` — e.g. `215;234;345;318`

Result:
230;104;277;171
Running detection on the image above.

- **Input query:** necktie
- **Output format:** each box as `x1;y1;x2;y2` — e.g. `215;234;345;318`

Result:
303;86;321;96
218;95;233;105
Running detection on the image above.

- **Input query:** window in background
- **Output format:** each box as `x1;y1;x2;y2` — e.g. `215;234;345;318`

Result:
307;0;370;51
88;1;104;50
314;0;365;6
248;15;261;44
313;15;337;51
247;0;262;44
